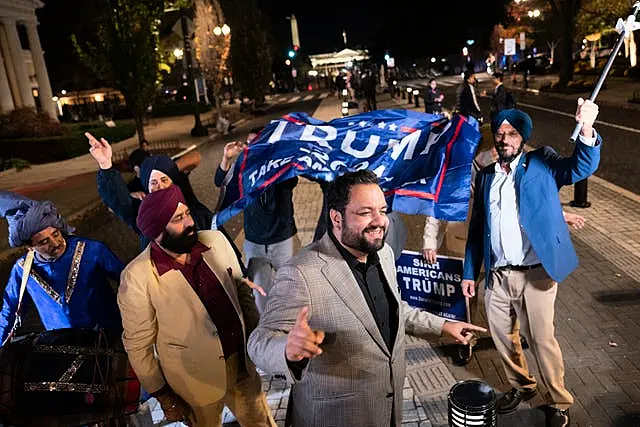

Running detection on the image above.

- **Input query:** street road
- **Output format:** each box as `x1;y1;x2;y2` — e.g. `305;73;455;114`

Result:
407;75;640;194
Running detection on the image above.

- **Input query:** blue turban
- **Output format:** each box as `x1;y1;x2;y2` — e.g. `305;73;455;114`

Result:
0;191;74;248
139;155;180;193
491;109;533;142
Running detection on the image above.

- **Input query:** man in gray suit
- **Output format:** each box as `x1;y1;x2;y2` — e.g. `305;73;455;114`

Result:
248;170;485;427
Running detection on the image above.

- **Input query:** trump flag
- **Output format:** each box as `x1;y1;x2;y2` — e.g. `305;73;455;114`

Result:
214;109;481;227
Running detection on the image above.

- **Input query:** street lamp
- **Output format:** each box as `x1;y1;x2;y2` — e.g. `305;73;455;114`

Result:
173;48;184;59
179;11;207;137
212;22;234;104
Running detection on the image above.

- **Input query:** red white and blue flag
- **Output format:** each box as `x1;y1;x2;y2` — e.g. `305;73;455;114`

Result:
214;109;481;227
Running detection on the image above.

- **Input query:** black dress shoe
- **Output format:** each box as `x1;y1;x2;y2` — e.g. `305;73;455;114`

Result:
496;388;537;414
546;408;570;427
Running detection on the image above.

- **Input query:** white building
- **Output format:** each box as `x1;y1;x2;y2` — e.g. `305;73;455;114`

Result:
0;0;56;119
309;48;370;76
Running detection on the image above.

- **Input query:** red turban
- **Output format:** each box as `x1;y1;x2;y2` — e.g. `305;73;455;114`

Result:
137;185;186;240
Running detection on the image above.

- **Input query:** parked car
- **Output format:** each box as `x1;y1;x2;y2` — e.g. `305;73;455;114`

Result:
513;54;552;75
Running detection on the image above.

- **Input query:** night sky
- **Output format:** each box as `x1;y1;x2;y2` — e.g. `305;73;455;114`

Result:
37;0;507;91
259;0;507;59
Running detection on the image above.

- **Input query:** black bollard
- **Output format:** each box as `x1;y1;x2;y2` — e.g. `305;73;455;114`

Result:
570;178;591;208
414;91;420;108
401;88;406;100
408;90;413;104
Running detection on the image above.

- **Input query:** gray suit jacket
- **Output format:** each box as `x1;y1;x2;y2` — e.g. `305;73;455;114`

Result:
247;234;446;427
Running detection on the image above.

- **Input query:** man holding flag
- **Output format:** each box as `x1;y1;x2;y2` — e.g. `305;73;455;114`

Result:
214;127;298;313
461;100;601;427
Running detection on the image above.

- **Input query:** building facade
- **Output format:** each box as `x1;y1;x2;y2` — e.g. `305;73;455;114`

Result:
0;0;56;119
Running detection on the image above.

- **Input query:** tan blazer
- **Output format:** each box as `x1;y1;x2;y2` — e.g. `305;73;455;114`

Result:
247;235;445;427
118;231;259;408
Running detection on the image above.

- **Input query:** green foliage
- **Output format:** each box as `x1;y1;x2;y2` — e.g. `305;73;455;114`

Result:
72;0;165;142
0;158;31;172
0;108;64;138
0;121;135;164
575;0;630;38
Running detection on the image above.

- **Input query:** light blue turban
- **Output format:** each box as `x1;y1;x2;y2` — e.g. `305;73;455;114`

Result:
0;191;74;247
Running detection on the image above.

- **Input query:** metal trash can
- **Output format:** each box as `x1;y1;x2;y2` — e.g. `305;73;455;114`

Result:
448;379;497;427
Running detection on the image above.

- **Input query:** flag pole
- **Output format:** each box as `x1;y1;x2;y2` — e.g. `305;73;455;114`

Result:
570;1;640;142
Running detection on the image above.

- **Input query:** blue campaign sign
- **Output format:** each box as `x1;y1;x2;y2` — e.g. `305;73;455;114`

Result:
213;109;481;228
396;250;467;322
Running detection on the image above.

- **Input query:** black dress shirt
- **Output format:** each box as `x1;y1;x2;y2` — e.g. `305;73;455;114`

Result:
329;231;399;351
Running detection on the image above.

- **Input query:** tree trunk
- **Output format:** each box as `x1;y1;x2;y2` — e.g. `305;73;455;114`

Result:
213;83;222;119
134;114;147;146
559;22;575;87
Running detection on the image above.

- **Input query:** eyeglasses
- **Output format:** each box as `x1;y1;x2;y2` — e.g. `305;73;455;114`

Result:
495;131;521;140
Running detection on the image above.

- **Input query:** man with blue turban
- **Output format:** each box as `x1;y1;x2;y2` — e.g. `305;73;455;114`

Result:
0;191;123;345
461;99;602;427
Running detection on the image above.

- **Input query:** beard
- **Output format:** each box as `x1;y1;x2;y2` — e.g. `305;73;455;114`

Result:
159;225;198;254
341;223;387;255
496;142;524;164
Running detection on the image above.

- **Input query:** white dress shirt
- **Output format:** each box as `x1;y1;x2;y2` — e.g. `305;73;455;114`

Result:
489;153;540;268
489;132;598;268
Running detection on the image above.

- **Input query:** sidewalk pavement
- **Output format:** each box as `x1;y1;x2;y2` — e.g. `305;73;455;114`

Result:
486;71;640;111
402;71;640;111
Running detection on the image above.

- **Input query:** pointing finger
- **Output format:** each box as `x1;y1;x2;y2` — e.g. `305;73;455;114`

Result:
463;323;487;333
295;306;310;328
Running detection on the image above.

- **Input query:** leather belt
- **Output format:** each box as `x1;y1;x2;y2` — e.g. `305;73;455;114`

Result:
496;263;541;272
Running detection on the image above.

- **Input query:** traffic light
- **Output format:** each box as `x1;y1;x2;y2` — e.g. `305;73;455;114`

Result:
288;50;296;58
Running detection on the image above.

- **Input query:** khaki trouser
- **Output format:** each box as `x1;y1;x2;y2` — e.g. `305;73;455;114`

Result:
190;354;276;426
485;267;573;410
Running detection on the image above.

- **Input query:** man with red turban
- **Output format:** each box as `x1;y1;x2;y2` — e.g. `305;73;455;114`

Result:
118;185;274;426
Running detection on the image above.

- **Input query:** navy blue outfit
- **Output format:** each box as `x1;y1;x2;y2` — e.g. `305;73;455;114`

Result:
0;236;123;343
214;165;298;245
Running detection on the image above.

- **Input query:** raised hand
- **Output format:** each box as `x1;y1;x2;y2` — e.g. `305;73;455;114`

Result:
442;321;487;345
86;132;113;170
221;141;246;171
576;98;599;137
285;306;324;362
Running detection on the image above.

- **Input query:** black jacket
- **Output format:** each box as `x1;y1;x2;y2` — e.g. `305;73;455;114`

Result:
424;88;443;114
490;84;508;119
455;82;482;119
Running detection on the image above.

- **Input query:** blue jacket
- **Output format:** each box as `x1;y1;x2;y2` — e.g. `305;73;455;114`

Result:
463;137;601;286
0;236;123;343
